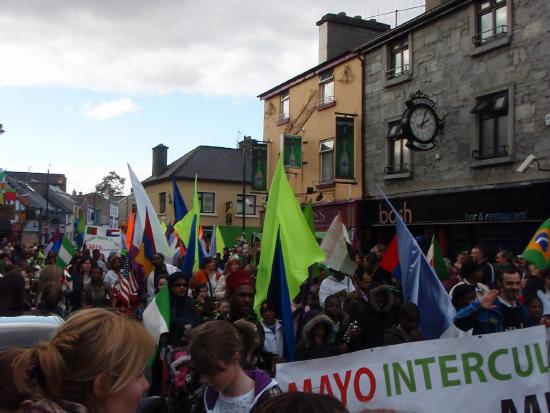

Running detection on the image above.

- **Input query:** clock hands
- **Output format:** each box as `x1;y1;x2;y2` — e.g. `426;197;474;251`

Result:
417;110;430;128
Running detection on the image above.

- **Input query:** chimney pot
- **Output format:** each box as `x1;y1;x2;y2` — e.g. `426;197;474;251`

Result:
152;144;169;177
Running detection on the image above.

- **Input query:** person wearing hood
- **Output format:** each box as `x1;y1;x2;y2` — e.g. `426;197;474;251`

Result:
354;283;399;349
383;302;425;346
167;272;201;346
296;314;338;361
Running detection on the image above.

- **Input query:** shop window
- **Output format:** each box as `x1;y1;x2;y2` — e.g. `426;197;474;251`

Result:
318;70;335;107
159;192;166;214
319;139;334;185
237;194;257;216
198;192;215;214
471;91;508;160
278;91;289;123
473;0;507;46
385;122;411;174
387;38;410;80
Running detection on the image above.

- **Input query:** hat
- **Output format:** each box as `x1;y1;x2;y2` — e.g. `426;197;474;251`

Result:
226;270;254;295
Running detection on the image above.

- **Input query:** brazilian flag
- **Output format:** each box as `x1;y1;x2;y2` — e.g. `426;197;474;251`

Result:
521;219;550;270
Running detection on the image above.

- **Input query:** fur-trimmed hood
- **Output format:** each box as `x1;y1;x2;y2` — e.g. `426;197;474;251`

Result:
368;285;395;314
301;314;336;348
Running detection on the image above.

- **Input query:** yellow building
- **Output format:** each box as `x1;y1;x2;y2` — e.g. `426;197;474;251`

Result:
258;13;389;251
142;144;262;245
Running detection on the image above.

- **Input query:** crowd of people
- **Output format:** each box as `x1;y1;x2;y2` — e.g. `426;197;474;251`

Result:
0;238;549;413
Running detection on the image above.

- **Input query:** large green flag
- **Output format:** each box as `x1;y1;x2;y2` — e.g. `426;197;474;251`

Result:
521;218;550;270
254;158;325;314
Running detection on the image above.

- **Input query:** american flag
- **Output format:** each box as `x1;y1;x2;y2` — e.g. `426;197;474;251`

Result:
113;254;139;306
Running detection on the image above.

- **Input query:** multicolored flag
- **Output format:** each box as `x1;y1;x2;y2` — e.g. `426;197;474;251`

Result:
377;185;455;339
172;176;188;222
56;234;76;269
427;234;450;280
255;157;325;361
143;282;171;364
521;218;550;270
75;215;86;248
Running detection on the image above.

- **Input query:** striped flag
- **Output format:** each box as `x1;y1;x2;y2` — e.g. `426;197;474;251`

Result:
112;254;139;306
56;235;76;269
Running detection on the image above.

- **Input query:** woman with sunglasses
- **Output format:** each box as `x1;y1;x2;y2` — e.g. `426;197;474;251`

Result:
168;272;201;346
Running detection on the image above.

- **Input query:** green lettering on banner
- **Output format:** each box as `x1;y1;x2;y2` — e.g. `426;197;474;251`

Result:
383;363;392;397
392;361;416;395
414;357;436;390
461;352;488;384
488;349;512;381
511;345;534;378
439;354;461;387
533;343;550;374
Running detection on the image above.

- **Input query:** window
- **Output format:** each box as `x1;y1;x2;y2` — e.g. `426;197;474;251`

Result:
319;140;334;185
279;91;289;122
159;192;166;214
471;91;508;159
319;70;335;106
386;122;411;174
388;38;410;79
198;192;215;214
237;194;257;216
475;0;507;45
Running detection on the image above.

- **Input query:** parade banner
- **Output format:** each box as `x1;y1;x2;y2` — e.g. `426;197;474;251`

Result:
276;326;550;413
83;225;121;257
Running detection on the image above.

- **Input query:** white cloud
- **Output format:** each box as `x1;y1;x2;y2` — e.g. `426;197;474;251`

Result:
81;97;140;120
0;0;424;97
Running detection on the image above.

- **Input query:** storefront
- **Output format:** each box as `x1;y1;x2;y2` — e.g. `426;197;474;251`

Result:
366;181;550;259
311;199;368;253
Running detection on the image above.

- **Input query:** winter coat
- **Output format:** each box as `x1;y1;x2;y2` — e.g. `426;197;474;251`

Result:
296;314;337;361
356;285;398;349
454;298;530;335
261;320;284;358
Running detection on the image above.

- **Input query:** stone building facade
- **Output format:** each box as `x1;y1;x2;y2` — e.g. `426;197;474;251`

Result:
358;0;550;255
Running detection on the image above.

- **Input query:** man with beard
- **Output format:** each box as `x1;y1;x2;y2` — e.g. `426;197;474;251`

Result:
454;267;530;334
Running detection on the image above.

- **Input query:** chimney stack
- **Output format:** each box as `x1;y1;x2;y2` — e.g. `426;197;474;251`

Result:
152;144;168;177
317;12;390;63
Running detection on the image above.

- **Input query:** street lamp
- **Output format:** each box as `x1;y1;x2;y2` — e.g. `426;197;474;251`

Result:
239;135;255;241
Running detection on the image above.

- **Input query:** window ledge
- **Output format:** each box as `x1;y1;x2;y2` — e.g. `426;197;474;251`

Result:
235;214;259;218
469;35;511;57
276;117;289;126
316;100;336;111
469;155;513;168
384;171;412;180
315;182;335;190
334;179;358;184
384;72;412;88
200;212;218;217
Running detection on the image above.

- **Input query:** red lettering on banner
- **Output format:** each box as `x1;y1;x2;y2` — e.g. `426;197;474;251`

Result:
333;370;352;406
288;379;312;393
320;374;334;396
354;367;376;402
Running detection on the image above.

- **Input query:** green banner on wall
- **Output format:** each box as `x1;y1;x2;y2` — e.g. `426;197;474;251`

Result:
251;143;268;192
283;134;302;168
335;117;354;179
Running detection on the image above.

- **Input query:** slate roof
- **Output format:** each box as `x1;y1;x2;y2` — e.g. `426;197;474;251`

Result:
142;145;251;185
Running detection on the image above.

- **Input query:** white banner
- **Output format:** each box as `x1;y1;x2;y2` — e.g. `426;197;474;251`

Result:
276;326;550;413
83;226;121;258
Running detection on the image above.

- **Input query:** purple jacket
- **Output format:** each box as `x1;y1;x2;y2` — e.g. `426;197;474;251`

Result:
203;369;279;412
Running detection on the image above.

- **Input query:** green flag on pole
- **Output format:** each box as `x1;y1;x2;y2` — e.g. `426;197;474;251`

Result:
254;157;325;314
427;234;450;280
56;235;76;269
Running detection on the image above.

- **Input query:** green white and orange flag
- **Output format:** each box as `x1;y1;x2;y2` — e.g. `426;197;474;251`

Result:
427;234;449;280
521;218;550;270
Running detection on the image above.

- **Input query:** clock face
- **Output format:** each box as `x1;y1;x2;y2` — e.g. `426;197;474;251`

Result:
408;105;437;142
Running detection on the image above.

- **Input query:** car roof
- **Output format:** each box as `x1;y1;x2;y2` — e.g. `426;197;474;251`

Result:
0;314;63;350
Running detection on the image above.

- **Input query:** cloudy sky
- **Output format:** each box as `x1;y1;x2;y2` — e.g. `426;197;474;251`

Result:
0;0;424;194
